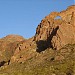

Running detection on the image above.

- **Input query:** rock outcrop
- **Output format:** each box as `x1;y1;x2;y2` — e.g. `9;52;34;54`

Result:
34;5;75;50
10;37;37;63
0;35;25;66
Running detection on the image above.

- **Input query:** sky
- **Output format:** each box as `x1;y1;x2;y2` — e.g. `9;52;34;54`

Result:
0;0;74;38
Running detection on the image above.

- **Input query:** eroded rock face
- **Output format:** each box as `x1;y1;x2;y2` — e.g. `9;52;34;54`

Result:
0;35;37;64
10;37;37;63
34;5;75;50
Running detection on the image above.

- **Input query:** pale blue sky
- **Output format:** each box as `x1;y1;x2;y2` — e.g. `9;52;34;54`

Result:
0;0;74;38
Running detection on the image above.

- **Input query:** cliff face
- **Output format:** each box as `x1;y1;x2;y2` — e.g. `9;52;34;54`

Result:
34;5;75;50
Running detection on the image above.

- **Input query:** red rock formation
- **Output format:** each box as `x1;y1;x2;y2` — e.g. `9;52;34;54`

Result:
34;5;75;50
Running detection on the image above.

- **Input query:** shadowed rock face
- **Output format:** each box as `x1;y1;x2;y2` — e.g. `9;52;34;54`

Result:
34;5;75;50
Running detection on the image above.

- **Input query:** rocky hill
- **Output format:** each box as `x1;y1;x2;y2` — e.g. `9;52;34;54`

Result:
34;5;75;50
0;5;75;75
